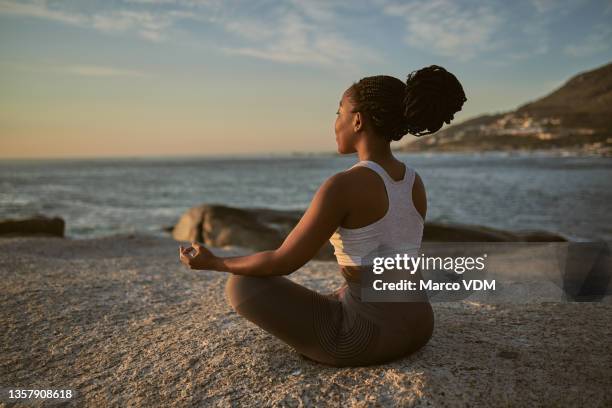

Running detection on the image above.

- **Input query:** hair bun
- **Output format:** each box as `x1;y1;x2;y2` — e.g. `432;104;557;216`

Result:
403;65;467;137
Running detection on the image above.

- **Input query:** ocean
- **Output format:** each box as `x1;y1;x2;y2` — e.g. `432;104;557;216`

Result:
1;152;611;242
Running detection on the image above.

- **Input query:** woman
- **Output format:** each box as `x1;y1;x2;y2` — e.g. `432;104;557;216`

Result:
179;65;466;367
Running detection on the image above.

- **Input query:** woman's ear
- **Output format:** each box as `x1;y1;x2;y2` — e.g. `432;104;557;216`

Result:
353;111;363;132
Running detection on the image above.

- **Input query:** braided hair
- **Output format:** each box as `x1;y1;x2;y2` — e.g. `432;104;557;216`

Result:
347;65;467;141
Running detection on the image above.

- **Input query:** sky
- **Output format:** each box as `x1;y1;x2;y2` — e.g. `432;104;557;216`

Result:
1;0;611;159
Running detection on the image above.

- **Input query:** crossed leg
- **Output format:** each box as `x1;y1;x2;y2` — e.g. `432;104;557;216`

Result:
223;273;439;367
224;273;382;367
224;274;341;365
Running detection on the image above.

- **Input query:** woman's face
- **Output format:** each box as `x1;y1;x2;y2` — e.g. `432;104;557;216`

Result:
334;89;359;154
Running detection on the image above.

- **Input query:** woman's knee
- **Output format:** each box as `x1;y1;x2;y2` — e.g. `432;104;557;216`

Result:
225;274;281;311
225;274;245;311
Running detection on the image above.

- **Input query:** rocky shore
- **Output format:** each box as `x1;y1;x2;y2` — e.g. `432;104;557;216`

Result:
0;234;610;406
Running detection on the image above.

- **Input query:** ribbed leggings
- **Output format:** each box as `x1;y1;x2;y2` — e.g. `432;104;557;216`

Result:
224;273;434;367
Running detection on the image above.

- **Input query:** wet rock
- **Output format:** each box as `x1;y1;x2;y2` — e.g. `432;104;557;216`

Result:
423;222;567;242
172;204;334;260
0;215;65;238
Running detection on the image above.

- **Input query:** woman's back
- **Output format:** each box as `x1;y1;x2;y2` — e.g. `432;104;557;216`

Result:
326;159;432;353
329;159;425;267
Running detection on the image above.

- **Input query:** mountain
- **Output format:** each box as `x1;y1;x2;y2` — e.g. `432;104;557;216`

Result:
399;62;612;156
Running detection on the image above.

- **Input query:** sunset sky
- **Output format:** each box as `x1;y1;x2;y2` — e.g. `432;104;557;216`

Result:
1;0;611;158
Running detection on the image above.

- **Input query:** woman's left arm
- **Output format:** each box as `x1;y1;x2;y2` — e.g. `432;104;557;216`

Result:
179;173;348;276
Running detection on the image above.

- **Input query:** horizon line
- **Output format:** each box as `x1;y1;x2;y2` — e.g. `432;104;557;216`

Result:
0;150;343;162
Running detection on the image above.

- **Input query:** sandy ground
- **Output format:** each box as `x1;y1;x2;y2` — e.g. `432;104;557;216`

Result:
1;234;611;407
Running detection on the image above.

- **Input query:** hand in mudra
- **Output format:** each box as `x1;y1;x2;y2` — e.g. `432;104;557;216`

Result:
179;241;216;270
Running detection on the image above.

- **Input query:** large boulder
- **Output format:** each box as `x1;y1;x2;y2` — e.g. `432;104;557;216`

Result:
0;215;65;238
173;204;335;260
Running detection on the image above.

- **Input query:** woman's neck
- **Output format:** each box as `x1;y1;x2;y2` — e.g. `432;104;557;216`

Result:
356;136;395;164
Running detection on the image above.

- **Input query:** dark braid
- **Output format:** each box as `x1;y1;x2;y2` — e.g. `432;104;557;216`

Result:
348;65;467;141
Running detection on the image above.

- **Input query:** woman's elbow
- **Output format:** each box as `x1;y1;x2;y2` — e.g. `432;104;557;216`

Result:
270;249;307;276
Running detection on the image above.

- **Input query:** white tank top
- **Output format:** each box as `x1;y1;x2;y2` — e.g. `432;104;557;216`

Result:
328;160;424;266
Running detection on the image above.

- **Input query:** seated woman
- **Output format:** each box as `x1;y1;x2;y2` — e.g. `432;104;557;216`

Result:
179;65;467;367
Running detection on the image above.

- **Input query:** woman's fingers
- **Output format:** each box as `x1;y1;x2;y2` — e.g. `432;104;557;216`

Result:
179;246;192;268
191;242;201;255
179;243;207;270
180;245;194;255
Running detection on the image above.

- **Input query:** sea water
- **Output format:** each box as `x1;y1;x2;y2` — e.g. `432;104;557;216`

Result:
1;152;610;241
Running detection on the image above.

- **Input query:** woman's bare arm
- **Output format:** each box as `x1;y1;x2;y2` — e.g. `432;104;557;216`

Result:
205;173;349;276
412;172;427;221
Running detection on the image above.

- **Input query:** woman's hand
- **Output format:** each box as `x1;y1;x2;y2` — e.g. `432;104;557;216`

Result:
179;242;217;271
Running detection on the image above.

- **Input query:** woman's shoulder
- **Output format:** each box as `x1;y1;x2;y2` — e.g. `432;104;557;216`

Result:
317;167;374;196
342;163;385;178
335;165;381;184
322;166;387;201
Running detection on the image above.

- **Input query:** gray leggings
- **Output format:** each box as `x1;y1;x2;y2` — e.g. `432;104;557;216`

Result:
224;273;434;367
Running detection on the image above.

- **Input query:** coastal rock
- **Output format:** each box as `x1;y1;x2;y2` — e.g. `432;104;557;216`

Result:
172;206;208;243
423;222;567;242
173;204;334;260
0;215;65;238
515;230;568;242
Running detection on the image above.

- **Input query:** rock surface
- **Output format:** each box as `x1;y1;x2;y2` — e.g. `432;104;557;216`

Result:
0;234;609;407
0;215;65;238
172;204;334;260
422;221;567;242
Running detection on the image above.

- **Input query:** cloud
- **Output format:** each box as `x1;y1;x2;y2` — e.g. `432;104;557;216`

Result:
214;2;380;68
1;61;150;78
0;0;201;42
529;0;587;15
90;9;187;41
0;0;374;68
0;0;84;25
381;0;501;61
2;0;609;69
506;43;548;62
123;0;179;4
61;65;150;78
219;7;376;68
223;18;276;41
564;24;612;57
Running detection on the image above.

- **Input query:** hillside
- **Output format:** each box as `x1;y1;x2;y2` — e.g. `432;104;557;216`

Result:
399;62;612;155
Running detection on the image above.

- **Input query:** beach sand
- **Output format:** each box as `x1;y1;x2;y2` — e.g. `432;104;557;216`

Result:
1;234;610;407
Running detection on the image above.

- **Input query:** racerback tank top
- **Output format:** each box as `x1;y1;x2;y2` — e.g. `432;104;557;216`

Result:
328;160;425;266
